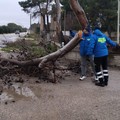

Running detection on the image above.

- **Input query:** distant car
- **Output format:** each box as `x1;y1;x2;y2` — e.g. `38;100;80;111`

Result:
15;30;20;34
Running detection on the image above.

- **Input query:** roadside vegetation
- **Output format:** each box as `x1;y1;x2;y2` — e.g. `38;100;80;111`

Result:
0;23;27;34
1;33;57;60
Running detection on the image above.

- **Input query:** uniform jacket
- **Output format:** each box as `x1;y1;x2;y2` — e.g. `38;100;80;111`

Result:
87;29;117;57
79;32;94;56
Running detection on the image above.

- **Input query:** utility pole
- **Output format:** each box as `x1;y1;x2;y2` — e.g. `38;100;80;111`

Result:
117;0;120;43
30;14;32;33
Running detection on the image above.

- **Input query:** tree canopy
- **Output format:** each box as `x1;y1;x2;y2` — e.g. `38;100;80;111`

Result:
81;0;117;32
19;0;48;18
0;23;27;34
19;0;118;33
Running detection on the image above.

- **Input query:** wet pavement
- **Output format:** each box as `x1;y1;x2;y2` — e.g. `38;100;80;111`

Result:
0;69;120;120
0;83;37;104
0;32;27;47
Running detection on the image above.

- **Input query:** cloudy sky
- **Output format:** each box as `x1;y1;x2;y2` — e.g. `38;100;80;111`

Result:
0;0;38;28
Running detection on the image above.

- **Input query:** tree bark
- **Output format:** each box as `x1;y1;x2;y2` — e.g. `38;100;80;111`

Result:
55;0;65;45
69;0;88;29
0;0;88;68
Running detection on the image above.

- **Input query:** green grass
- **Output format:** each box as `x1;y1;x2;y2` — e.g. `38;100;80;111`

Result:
1;39;57;59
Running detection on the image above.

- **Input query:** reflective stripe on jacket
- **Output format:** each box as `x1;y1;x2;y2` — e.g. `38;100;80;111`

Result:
87;29;117;57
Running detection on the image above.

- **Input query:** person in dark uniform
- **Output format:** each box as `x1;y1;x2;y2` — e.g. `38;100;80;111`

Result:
87;24;119;86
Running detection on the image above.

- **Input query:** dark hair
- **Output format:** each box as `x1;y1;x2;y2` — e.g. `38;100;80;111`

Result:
94;22;102;30
84;24;91;32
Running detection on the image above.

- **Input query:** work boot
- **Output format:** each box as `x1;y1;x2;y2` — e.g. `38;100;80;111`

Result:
92;76;99;83
95;82;105;87
104;80;108;86
95;78;105;87
104;76;108;86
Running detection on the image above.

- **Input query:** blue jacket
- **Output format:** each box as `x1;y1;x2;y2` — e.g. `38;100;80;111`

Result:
87;29;117;57
70;30;76;38
79;32;94;56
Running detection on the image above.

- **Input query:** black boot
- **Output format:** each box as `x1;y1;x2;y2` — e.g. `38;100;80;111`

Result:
95;78;105;87
104;80;108;86
104;76;109;86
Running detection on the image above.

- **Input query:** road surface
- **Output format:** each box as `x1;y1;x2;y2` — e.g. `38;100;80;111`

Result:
0;69;120;120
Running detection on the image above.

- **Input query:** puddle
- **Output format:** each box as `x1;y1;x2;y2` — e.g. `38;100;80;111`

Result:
0;92;14;103
12;84;37;99
0;83;38;103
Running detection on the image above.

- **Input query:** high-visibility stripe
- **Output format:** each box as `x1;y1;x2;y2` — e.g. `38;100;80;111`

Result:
103;70;108;72
98;38;106;43
103;74;108;76
98;75;103;79
96;71;102;75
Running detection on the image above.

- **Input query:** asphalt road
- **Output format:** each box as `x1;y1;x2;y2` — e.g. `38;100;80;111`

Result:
0;69;120;120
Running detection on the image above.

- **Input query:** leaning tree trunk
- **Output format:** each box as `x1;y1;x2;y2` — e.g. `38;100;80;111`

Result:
69;0;88;29
0;0;88;68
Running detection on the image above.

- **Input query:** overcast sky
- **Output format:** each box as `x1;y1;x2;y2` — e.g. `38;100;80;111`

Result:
0;0;38;28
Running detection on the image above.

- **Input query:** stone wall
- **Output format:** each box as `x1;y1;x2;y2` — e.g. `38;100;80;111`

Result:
109;55;120;68
64;46;120;68
64;45;80;61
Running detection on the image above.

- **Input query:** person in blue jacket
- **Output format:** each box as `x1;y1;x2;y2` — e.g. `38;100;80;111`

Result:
87;24;119;86
79;25;96;80
69;30;76;38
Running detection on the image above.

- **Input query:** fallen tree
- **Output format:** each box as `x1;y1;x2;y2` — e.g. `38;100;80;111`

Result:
0;0;89;83
0;0;88;68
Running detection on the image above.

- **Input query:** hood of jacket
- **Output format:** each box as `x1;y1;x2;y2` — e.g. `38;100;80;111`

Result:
94;29;103;36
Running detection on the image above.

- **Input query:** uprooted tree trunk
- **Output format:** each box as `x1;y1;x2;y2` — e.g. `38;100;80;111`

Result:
0;0;88;69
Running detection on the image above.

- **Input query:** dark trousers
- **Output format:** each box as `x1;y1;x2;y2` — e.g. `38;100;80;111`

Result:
94;55;109;84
